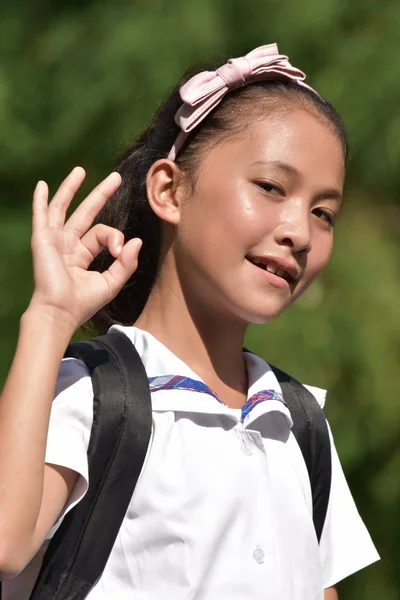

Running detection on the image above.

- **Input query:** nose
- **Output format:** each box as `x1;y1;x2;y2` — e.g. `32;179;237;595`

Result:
274;205;312;254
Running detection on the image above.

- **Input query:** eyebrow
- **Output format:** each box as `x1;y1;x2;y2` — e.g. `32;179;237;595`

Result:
250;159;343;204
251;160;299;177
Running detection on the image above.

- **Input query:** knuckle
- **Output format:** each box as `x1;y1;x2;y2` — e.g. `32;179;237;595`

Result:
93;224;121;239
60;181;77;195
81;205;99;224
50;195;70;211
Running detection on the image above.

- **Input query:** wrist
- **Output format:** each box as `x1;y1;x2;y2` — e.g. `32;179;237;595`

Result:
21;304;77;343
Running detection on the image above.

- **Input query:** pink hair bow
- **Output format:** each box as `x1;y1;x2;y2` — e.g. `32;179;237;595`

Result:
168;43;316;160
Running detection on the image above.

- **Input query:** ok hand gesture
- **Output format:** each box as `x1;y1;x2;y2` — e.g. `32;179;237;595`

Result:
29;167;142;332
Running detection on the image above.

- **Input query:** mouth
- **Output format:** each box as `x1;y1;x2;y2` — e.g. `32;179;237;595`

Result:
245;256;297;284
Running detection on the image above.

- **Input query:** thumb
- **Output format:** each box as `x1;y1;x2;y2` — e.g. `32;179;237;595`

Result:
102;238;143;300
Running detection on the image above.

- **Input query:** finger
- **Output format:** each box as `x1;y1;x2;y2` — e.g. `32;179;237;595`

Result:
79;224;125;266
64;172;122;237
48;167;86;228
32;181;49;231
102;238;143;300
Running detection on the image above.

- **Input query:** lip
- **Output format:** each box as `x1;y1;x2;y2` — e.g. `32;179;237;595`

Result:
246;254;301;284
248;261;290;289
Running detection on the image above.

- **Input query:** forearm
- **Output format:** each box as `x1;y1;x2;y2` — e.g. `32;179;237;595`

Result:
324;587;338;600
0;307;74;553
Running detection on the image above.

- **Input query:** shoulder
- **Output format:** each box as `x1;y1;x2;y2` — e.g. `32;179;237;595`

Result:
55;356;92;394
53;358;93;420
48;358;93;447
43;355;95;534
320;422;380;585
302;384;326;408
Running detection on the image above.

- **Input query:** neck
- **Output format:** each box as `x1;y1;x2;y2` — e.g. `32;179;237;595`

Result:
135;270;249;397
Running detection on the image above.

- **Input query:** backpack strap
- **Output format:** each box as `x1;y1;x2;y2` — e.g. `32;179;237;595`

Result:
270;364;332;543
29;331;152;600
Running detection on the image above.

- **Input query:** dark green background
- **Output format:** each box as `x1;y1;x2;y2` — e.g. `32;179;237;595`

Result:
1;0;399;596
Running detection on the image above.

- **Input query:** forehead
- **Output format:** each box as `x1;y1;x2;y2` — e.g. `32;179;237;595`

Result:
204;108;345;189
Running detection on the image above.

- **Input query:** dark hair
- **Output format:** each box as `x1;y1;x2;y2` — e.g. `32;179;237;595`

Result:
89;64;347;334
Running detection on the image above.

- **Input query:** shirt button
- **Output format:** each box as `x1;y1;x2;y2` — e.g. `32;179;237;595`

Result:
253;546;265;564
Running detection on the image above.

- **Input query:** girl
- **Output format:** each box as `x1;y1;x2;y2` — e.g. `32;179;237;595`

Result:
0;44;378;599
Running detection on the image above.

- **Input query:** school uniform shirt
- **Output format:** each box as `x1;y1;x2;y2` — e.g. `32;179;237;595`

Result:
3;325;379;600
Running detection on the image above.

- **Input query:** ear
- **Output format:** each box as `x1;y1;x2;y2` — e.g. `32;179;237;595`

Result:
146;159;185;225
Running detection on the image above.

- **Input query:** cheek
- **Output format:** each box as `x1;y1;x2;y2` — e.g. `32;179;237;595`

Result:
203;183;275;248
180;183;259;254
307;232;334;280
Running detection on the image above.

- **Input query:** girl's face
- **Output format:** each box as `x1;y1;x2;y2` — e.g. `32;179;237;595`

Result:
174;107;345;325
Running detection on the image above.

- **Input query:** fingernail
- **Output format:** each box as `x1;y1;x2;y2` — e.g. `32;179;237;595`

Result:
73;166;85;175
116;245;122;254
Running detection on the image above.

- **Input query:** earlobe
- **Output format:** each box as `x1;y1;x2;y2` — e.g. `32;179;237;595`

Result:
146;159;183;225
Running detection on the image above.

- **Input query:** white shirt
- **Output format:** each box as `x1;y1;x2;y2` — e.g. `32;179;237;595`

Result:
3;325;379;600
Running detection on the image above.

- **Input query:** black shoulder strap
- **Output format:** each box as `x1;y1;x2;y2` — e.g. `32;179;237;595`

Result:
270;364;332;543
29;331;152;600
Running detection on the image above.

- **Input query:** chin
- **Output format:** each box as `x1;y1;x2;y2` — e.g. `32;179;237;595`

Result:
237;302;290;326
247;313;284;326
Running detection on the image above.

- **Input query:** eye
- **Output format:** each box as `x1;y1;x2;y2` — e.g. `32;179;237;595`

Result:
312;207;336;227
256;181;285;196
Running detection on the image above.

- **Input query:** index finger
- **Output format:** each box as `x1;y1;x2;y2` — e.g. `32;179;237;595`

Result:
64;172;122;237
32;181;49;231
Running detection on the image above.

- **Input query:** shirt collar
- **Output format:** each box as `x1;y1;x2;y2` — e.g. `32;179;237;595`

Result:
110;325;327;428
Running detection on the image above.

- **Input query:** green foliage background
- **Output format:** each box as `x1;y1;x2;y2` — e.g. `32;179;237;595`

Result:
1;0;399;595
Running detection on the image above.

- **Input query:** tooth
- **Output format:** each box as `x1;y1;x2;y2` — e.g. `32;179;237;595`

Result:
276;268;285;278
253;259;266;270
266;264;277;274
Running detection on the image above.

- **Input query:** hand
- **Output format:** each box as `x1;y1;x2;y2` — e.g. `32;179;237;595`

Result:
28;167;142;331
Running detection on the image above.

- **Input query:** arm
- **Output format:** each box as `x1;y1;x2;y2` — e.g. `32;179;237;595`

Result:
0;311;79;578
324;587;338;600
0;168;141;577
